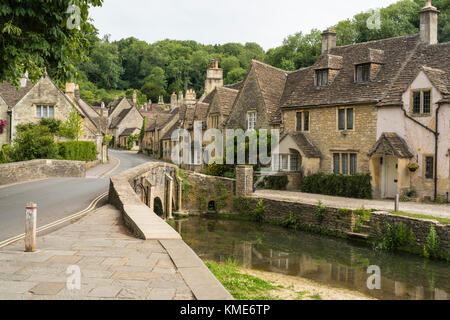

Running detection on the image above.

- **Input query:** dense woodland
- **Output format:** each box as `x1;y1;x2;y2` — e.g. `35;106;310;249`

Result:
77;0;450;105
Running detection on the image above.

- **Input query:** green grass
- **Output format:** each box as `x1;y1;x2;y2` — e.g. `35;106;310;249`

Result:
389;211;450;225
205;259;280;300
296;291;309;300
309;293;323;300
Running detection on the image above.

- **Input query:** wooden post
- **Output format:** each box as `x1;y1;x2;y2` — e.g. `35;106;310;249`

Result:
25;202;37;252
394;194;400;212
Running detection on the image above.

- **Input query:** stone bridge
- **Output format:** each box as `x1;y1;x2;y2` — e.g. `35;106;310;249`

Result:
131;164;182;219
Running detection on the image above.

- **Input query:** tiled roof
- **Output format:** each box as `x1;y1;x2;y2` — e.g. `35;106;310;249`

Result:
281;35;422;109
119;127;139;137
0;80;35;107
252;60;289;123
161;121;181;140
225;81;244;91
378;41;450;106
282;132;321;158
145;111;174;132
368;132;414;159
215;87;239;117
110;108;132;129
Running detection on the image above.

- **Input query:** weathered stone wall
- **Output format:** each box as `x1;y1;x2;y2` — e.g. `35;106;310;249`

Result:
225;69;268;130
282;104;378;174
236;165;253;196
370;211;450;254
0;96;9;146
0;159;86;186
249;197;356;234
180;170;235;215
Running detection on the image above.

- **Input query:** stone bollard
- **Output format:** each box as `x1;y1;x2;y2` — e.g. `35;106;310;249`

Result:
25;202;37;252
394;194;400;212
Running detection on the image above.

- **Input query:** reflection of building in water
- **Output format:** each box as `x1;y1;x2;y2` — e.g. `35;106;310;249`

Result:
434;288;448;300
268;250;290;271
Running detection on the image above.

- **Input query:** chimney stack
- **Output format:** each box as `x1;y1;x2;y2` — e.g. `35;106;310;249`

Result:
65;82;76;100
74;84;80;101
321;29;337;53
20;71;29;88
132;90;137;105
420;0;439;45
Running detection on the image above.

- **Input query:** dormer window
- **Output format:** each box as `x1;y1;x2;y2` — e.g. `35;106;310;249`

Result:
355;64;370;83
316;69;329;87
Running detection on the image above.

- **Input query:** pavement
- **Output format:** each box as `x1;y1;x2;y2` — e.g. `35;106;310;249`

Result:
254;189;450;219
0;150;153;242
0;205;195;300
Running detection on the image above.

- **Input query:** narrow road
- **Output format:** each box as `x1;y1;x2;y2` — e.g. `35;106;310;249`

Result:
0;150;152;242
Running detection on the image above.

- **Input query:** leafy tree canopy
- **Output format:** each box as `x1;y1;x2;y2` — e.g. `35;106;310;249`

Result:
0;0;103;87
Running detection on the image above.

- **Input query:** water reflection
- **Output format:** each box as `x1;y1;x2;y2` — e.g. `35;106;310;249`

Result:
172;217;449;300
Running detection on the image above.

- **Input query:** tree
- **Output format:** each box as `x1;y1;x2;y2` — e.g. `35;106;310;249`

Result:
225;68;247;85
141;82;165;103
59;107;84;141
0;0;103;87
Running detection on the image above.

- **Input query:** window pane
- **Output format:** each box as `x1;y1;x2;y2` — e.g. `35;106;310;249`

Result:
342;153;349;174
43;106;47;118
350;154;357;175
290;155;298;171
333;154;340;174
425;156;434;179
296;112;302;131
347;108;354;130
338;109;345;130
49;106;54;118
282;155;289;170
413;92;421;114
363;64;370;82
36;106;41;117
423;91;431;114
303;111;309;131
356;65;363;82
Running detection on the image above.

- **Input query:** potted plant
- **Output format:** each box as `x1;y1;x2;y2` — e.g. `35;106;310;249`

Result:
408;162;419;172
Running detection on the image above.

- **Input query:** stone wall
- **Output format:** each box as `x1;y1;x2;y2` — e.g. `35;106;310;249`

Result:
0;159;86;186
180;170;235;215
282;104;378;175
370;211;450;254
249;197;356;235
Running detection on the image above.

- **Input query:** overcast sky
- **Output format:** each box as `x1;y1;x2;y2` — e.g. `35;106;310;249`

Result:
89;0;401;50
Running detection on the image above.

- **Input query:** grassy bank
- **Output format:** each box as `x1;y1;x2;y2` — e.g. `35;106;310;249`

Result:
206;259;373;300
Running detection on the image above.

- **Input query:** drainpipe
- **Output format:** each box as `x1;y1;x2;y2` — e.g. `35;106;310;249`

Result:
7;110;12;143
434;104;442;201
400;105;439;200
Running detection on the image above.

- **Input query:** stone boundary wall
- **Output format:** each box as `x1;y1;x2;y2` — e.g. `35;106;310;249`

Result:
370;211;450;254
182;171;235;215
250;197;356;235
108;161;233;300
86;160;101;170
0;159;86;186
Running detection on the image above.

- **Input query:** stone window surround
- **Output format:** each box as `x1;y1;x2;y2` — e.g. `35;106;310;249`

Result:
336;107;355;132
423;153;435;180
35;104;55;118
247;111;257;131
296;110;310;132
209;114;220;129
278;153;300;172
409;88;433;117
332;151;358;175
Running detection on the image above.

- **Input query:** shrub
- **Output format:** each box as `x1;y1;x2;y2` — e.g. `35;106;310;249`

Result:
302;173;372;199
203;162;232;177
424;225;440;259
253;200;265;222
12;125;58;161
379;222;408;251
261;175;289;190
57;141;97;161
316;201;327;223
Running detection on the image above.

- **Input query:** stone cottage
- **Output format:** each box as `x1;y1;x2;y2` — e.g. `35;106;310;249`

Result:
0;75;104;160
277;1;449;200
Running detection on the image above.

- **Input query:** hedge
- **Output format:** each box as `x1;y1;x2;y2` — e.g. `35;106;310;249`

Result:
57;141;97;162
301;173;372;199
261;176;289;190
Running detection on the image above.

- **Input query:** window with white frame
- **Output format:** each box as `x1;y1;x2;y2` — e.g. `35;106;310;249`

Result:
247;111;257;131
279;154;300;172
